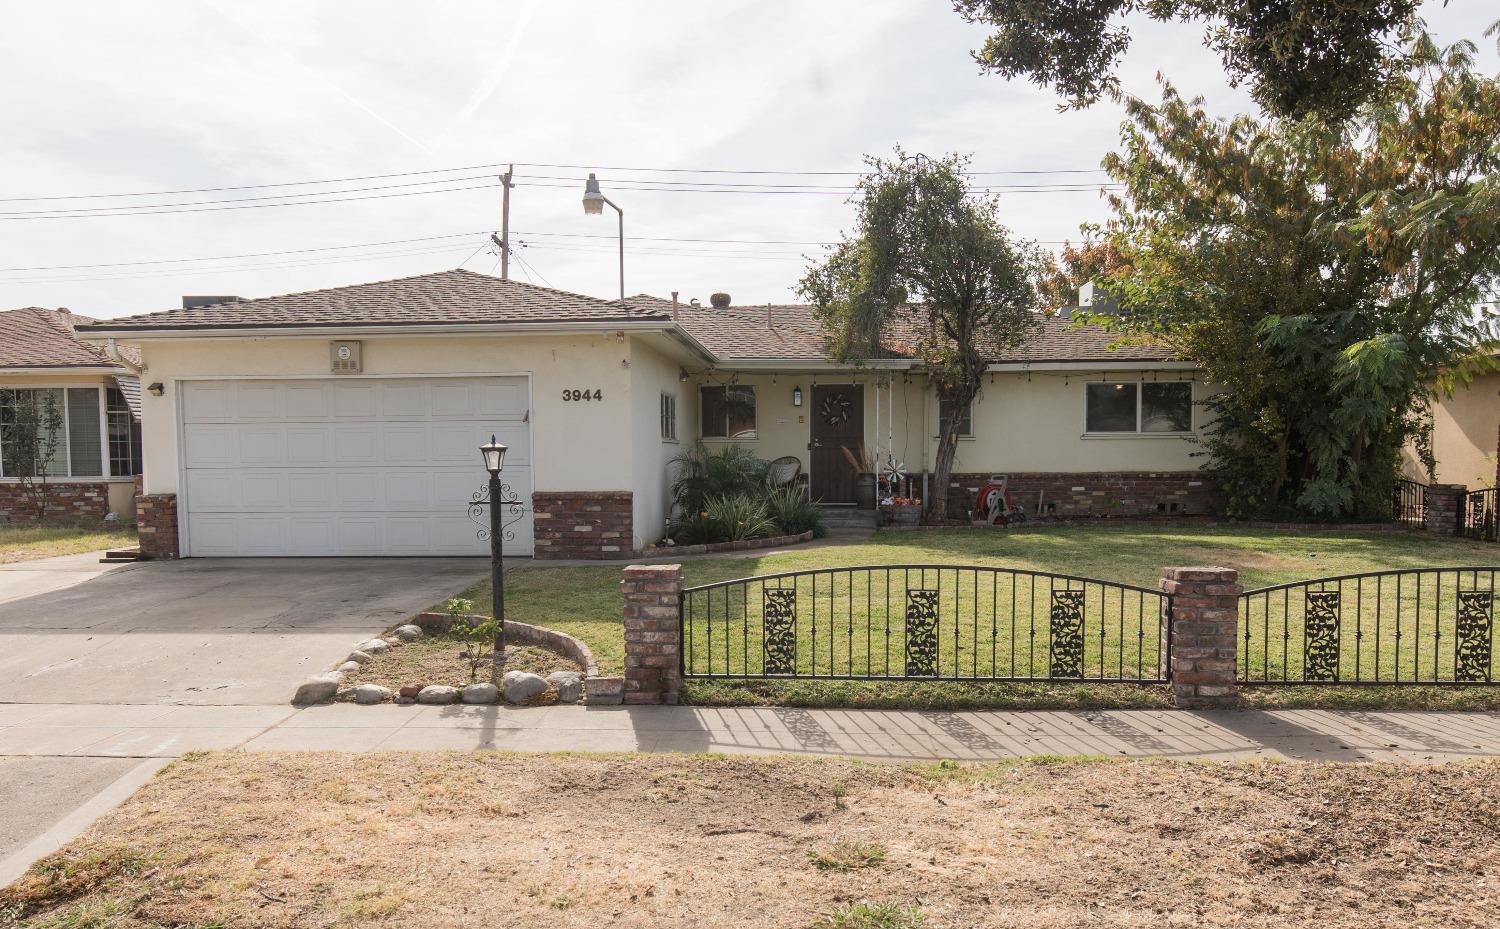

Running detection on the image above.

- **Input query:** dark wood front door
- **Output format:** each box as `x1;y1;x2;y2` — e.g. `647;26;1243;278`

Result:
809;384;864;503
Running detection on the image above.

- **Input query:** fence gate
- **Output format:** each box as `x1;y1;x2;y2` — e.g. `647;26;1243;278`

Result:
679;565;1171;684
1238;567;1499;685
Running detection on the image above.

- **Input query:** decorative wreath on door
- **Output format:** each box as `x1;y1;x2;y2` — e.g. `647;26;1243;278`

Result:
819;392;853;426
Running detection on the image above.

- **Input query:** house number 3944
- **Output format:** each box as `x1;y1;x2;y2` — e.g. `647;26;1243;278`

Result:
563;388;603;401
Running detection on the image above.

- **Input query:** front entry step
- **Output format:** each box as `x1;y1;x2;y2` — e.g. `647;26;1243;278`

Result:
817;506;877;533
100;547;142;563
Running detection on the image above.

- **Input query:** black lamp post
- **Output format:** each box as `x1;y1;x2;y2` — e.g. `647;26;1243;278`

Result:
479;435;509;657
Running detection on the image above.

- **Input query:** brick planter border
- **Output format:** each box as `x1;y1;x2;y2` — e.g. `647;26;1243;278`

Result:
646;529;813;558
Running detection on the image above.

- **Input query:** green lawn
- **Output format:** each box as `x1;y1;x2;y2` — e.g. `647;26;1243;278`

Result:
0;520;136;564
449;525;1500;709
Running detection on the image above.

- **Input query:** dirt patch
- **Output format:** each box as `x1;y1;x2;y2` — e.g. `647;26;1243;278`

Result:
5;753;1499;928
339;637;583;692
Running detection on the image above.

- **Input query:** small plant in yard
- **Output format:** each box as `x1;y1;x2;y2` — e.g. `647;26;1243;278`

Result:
810;840;887;872
765;485;826;537
830;780;849;808
815;901;925;929
445;597;501;684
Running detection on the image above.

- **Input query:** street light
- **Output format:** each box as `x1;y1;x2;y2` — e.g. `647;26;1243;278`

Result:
582;172;625;304
479;435;509;659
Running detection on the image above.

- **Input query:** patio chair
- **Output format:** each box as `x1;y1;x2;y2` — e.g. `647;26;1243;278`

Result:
767;455;809;500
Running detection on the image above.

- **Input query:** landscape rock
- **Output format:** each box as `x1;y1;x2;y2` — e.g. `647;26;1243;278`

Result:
548;671;585;703
461;682;499;704
345;650;373;665
392;624;425;642
353;684;391;705
417;684;459;705
292;673;342;705
356;639;391;655
398;685;423;699
337;661;362;674
502;670;549;704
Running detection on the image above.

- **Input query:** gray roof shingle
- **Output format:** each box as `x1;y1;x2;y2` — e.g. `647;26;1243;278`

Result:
79;269;669;333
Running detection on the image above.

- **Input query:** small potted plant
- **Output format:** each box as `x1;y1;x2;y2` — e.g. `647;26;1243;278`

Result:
879;495;923;527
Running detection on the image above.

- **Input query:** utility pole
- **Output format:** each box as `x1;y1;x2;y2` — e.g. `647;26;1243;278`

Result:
499;164;514;279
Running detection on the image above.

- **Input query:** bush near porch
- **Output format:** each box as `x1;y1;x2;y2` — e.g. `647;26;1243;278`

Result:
450;525;1500;710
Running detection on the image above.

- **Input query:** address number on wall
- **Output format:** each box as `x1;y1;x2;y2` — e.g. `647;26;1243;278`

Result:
563;388;604;401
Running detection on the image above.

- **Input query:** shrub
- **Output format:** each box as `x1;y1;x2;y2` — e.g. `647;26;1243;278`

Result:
446;597;500;684
669;443;769;514
668;492;777;545
765;486;826;537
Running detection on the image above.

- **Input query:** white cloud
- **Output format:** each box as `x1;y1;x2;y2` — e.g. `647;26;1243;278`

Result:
0;0;1494;316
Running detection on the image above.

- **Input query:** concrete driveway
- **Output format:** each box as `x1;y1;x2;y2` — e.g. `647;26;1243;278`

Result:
0;556;486;705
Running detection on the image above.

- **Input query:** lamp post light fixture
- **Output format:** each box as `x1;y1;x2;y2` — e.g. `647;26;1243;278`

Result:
478;435;511;659
582;172;625;305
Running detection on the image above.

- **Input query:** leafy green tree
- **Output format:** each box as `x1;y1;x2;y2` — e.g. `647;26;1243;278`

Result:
1034;235;1128;310
799;151;1042;520
1095;32;1500;519
953;0;1421;120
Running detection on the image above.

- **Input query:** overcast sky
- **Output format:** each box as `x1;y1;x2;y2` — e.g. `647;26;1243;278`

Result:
1;1;1494;318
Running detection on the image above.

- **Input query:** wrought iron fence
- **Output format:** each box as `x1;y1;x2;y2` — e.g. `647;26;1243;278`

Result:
1393;478;1427;528
1239;567;1499;685
1459;488;1498;542
680;565;1170;683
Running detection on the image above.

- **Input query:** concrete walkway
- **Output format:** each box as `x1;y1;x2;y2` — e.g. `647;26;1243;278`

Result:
3;701;1499;765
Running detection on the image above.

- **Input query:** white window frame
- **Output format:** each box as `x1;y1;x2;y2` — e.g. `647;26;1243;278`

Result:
660;391;678;443
935;396;975;439
699;384;758;441
1082;379;1194;437
0;384;114;480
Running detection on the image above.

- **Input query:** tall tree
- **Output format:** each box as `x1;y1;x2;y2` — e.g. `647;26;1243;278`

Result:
1035;236;1128;310
799;151;1042;520
1096;32;1500;519
953;0;1421;120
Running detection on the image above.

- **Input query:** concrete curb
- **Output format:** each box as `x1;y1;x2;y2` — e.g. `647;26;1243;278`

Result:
0;756;169;888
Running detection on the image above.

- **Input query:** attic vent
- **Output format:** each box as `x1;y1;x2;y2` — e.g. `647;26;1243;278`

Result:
330;340;362;374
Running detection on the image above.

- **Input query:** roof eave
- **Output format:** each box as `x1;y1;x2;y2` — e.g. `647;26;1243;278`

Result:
0;365;121;376
74;318;676;340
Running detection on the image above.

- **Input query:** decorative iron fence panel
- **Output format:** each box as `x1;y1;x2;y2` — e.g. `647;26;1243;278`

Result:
680;565;1170;683
1239;567;1499;685
1460;489;1498;542
1393;478;1427;528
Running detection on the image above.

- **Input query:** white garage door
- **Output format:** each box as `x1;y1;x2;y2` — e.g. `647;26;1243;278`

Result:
180;377;532;557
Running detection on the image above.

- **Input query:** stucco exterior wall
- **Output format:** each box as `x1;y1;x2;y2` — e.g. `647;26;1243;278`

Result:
628;339;693;548
1428;373;1500;489
134;333;640;498
690;368;1208;481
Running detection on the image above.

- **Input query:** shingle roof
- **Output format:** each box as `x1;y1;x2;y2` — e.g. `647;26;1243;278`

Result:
633;295;1172;364
79;269;669;332
0;307;124;369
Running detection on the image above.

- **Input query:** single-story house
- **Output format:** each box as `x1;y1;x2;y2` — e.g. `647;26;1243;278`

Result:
77;269;1212;559
0;307;142;521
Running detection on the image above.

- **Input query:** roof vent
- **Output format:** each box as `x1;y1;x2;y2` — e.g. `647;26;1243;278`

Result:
182;295;246;310
710;292;731;309
330;340;362;374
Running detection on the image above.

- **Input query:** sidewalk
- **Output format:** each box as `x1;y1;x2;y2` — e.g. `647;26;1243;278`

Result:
3;701;1499;764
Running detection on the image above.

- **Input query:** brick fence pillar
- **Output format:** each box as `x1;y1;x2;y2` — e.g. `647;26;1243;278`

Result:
621;564;682;705
1425;483;1467;534
1160;566;1241;709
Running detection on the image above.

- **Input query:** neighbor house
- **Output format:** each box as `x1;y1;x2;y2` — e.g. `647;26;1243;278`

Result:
1403;358;1499;490
78;270;1212;559
0;307;143;522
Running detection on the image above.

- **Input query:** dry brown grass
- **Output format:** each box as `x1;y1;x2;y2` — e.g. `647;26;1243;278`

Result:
339;637;583;692
5;752;1500;928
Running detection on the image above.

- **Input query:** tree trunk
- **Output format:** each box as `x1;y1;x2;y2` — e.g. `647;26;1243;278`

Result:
928;419;963;522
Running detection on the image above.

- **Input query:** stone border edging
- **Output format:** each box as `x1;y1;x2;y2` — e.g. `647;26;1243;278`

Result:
644;529;814;558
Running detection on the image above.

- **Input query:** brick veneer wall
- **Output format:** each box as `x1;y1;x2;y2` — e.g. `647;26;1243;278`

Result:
621;563;682;704
942;471;1219;519
136;493;179;559
1424;483;1466;535
0;481;108;522
1160;566;1241;709
532;491;634;559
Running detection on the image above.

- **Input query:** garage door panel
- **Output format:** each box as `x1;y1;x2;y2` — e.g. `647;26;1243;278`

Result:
238;427;285;466
182;377;532;556
236;383;282;419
